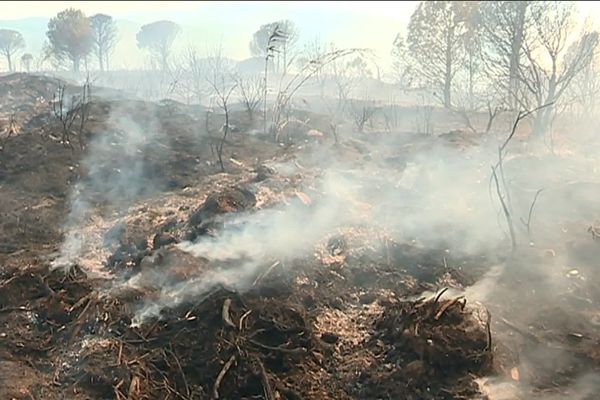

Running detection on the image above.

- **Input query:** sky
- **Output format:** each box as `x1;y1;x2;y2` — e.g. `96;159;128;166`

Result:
0;1;598;70
0;1;418;68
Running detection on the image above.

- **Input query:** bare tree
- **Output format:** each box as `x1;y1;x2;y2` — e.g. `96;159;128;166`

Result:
206;47;237;172
0;114;19;152
207;80;236;172
330;52;370;114
0;29;25;72
90;13;118;72
566;54;600;121
519;2;599;137
391;33;415;88
270;48;365;141
51;77;91;149
181;46;209;105
234;74;263;122
300;38;329;98
414;93;434;135
20;53;33;73
262;24;288;133
349;97;376;134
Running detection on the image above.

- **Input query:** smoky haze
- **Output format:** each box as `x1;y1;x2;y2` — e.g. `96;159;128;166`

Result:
5;1;600;399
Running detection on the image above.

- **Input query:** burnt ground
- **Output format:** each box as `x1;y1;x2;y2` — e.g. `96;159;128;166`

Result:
1;74;599;399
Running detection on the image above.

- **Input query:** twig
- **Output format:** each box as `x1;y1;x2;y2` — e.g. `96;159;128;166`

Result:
0;275;18;288
492;166;517;252
252;261;281;286
127;375;140;400
520;188;544;238
221;298;236;329
499;317;540;343
114;379;126;400
212;354;236;399
499;102;555;154
434;296;465;321
239;310;252;331
485;311;492;352
68;293;96;344
166;348;190;399
256;357;275;400
249;339;307;354
434;287;449;303
117;341;123;365
0;306;31;313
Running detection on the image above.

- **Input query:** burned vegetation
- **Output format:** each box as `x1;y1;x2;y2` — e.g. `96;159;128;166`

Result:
2;1;600;399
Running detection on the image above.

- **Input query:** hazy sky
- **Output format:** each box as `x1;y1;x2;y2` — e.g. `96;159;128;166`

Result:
0;1;417;66
1;1;598;69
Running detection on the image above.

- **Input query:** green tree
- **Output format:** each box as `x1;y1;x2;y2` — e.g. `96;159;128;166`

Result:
46;8;94;72
20;53;33;72
90;13;117;71
0;29;25;72
406;1;473;107
136;20;179;72
480;1;530;110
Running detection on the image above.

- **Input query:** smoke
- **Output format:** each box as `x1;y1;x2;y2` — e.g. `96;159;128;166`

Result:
48;80;600;398
52;100;167;273
129;139;513;323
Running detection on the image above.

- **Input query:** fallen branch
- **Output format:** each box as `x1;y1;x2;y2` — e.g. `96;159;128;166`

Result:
434;296;465;321
167;348;190;399
252;261;281;287
434;287;449;303
499;317;540;343
68;293;96;345
221;298;236;329
485;311;492;352
239;310;252;331
249;339;307;355
127;375;140;400
212;354;236;399
114;379;126;400
256;357;275;400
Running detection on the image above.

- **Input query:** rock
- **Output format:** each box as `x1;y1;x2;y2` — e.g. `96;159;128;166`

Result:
188;187;256;227
153;232;177;249
186;187;256;240
320;332;339;344
255;164;275;182
404;360;427;380
306;129;324;137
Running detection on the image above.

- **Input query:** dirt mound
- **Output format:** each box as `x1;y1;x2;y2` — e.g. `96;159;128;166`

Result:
363;293;492;399
187;187;257;240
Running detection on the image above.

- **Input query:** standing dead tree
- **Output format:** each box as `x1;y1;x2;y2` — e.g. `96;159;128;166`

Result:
504;2;599;138
263;24;288;133
51;77;91;150
207;77;237;173
349;98;376;134
234;74;263;122
182;46;210;105
270;48;366;142
489;102;553;251
0;114;19;152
